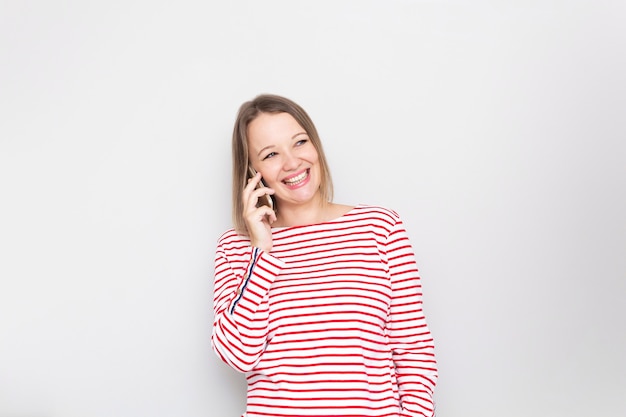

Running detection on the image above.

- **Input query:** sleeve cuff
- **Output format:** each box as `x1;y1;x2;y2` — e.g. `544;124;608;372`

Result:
229;249;285;316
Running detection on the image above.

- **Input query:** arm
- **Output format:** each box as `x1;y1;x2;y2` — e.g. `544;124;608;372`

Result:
386;219;438;417
211;244;284;372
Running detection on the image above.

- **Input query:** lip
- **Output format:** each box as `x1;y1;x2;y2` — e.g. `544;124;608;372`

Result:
282;169;310;188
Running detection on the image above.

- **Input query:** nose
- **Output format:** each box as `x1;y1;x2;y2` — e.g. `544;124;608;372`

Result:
282;150;300;171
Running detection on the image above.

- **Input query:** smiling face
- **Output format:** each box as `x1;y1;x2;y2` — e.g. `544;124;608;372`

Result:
247;112;322;209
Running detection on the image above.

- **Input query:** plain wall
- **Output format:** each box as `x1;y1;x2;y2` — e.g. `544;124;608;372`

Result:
1;1;624;416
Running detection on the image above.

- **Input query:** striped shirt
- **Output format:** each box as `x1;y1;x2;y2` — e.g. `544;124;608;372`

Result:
212;205;437;417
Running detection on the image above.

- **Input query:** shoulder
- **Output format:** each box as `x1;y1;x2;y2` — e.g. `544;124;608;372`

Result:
340;204;405;237
351;204;402;224
216;228;250;252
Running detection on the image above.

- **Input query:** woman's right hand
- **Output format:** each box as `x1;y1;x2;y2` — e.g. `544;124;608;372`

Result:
243;172;276;252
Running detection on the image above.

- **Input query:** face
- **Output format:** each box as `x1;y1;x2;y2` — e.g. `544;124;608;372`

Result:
247;112;321;208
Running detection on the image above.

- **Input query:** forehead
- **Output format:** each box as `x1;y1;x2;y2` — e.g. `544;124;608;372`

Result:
247;112;305;145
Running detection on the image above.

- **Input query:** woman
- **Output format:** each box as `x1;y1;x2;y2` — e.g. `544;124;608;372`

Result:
212;94;438;417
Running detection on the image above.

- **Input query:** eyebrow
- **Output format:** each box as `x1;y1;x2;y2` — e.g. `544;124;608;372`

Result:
256;132;308;157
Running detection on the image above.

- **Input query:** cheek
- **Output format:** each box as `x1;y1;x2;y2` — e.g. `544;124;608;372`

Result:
306;147;320;163
262;163;282;181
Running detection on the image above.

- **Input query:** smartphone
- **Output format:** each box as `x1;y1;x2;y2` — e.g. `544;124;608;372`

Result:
248;166;274;209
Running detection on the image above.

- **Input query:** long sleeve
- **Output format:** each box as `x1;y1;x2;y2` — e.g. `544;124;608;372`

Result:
211;240;285;372
386;219;438;417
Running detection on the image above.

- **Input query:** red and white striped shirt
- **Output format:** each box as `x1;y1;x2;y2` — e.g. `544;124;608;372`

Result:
212;205;437;417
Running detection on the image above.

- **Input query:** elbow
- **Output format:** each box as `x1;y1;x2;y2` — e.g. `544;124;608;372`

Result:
211;329;262;373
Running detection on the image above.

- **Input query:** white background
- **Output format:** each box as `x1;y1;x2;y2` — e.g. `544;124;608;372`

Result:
1;1;625;416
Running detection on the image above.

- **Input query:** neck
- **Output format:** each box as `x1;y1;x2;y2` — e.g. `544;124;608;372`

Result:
275;195;330;228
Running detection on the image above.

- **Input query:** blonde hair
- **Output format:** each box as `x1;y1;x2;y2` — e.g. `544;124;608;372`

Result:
231;94;333;233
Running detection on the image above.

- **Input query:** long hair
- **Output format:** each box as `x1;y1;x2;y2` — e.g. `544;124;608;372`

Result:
231;94;333;233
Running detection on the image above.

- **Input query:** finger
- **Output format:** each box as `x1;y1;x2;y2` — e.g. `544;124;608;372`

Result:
242;174;264;210
246;171;261;184
246;186;274;213
243;172;261;194
255;205;276;222
251;187;274;208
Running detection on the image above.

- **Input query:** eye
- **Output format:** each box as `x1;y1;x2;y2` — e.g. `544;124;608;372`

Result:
295;138;308;146
262;152;277;160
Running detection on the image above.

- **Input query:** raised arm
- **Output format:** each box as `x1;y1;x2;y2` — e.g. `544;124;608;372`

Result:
211;244;284;372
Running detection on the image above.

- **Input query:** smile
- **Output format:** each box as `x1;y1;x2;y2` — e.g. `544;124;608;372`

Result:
283;169;309;186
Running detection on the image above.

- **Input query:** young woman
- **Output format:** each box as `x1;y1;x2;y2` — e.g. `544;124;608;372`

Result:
212;94;438;417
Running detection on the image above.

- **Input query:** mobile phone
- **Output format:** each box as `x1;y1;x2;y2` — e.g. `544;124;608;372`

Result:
248;166;274;209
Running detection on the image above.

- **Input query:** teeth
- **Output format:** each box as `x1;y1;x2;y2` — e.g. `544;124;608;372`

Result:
284;170;308;185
